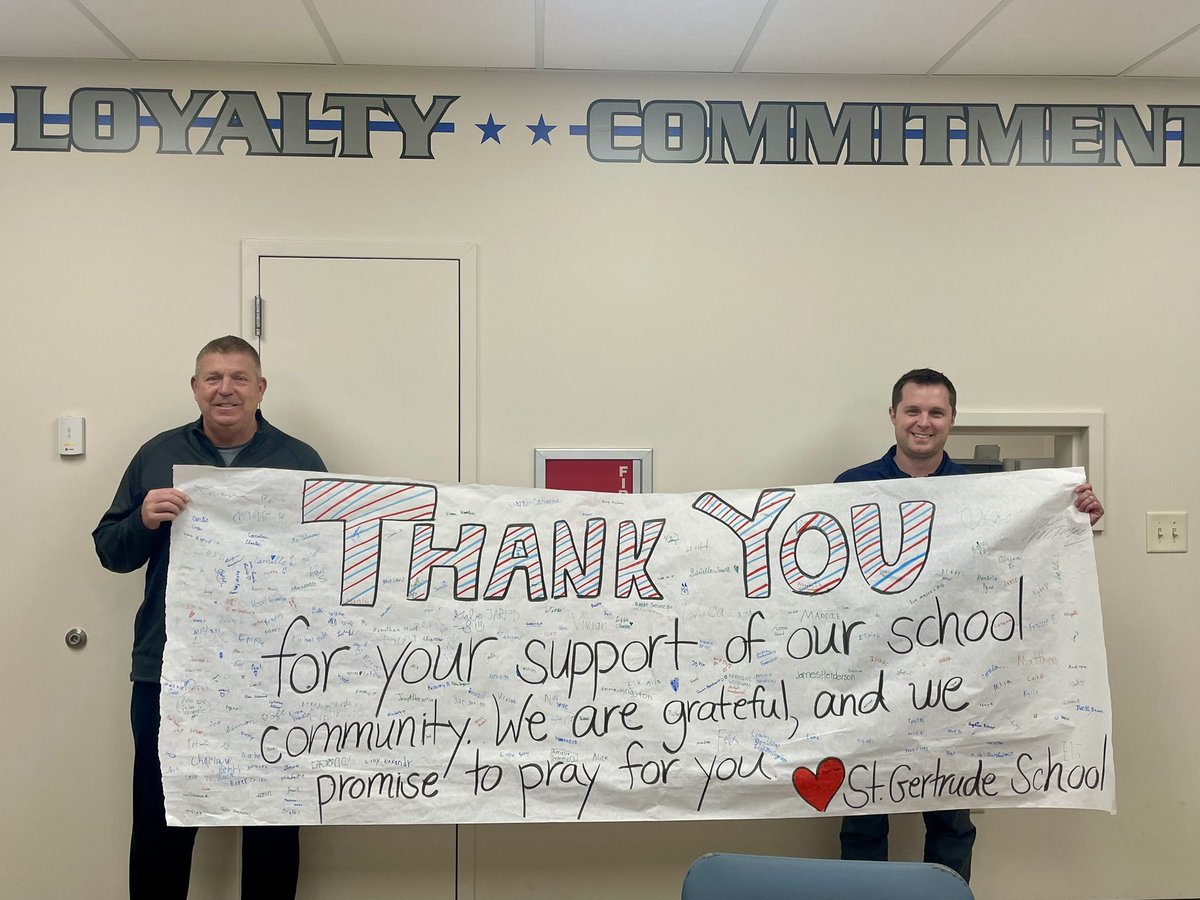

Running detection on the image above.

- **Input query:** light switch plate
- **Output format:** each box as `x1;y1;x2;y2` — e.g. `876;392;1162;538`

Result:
1146;512;1187;553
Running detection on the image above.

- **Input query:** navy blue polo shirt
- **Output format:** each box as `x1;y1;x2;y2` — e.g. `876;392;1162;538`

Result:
835;445;967;483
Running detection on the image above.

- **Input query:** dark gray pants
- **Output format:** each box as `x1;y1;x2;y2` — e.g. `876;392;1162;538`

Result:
131;681;300;899
840;810;975;881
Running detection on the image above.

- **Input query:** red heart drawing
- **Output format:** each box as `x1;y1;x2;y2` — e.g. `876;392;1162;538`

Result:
792;757;846;812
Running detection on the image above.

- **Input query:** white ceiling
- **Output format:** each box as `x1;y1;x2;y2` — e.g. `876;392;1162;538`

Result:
1;0;1199;78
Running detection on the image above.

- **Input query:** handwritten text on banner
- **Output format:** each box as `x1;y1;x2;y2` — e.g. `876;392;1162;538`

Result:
162;465;1114;826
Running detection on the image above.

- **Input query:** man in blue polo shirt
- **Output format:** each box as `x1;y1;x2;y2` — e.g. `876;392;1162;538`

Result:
834;368;1104;881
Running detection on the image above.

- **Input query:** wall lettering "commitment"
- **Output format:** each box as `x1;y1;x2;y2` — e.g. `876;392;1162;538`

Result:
585;99;1200;166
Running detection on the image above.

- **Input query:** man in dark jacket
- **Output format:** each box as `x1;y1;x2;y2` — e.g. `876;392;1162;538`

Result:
94;335;325;900
835;367;1104;881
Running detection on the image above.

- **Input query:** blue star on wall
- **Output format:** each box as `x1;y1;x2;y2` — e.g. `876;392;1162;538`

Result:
527;114;556;145
476;114;506;144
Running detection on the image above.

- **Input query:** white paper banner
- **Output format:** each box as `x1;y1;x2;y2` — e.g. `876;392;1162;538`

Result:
162;466;1114;826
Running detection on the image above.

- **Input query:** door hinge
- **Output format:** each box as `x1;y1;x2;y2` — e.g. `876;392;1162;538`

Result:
254;294;263;337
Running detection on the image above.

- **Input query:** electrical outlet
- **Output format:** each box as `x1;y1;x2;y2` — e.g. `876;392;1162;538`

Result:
1146;512;1187;553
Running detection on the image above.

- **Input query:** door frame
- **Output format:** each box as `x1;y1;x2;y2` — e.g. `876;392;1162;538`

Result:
240;239;478;484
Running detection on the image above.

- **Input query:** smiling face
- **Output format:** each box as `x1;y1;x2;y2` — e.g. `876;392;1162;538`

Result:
889;382;955;474
191;351;266;447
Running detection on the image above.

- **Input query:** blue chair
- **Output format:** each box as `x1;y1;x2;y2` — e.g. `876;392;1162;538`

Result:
681;852;975;900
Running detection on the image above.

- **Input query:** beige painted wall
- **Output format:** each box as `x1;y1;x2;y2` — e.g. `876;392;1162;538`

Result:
1;59;1197;900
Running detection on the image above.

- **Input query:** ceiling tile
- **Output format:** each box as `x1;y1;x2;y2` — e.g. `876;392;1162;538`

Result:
83;0;333;63
545;0;769;73
315;0;535;68
1126;24;1200;76
941;0;1200;76
3;0;1200;80
0;0;126;59
744;0;998;75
